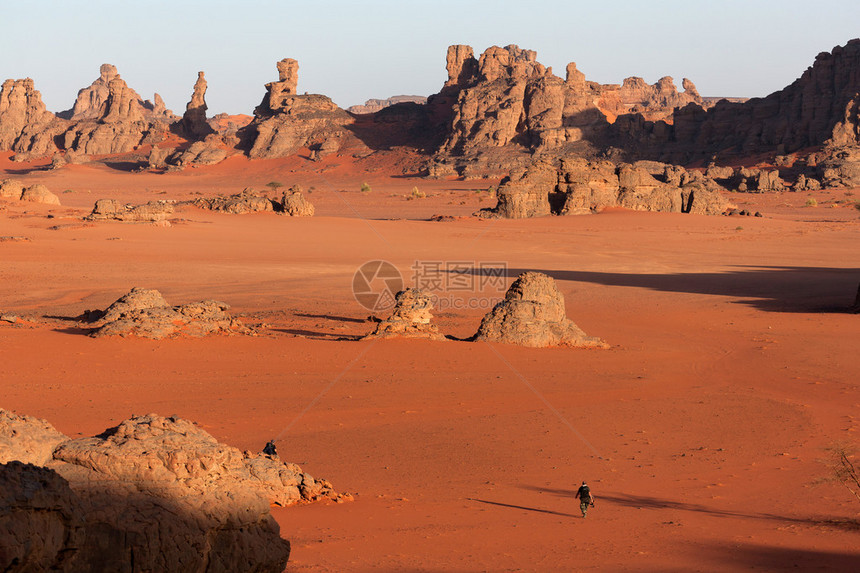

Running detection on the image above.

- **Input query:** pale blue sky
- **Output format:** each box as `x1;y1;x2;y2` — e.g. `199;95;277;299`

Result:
2;0;858;115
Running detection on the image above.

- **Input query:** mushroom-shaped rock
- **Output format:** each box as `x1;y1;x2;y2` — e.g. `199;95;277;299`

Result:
365;288;445;340
474;272;607;348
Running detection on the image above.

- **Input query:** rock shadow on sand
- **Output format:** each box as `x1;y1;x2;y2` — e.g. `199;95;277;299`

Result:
455;266;860;314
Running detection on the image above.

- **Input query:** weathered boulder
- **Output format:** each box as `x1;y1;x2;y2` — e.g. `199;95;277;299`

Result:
0;410;66;466
474;272;607;348
279;185;315;216
20;183;61;205
86;198;175;222
168;134;229;168
364;288;445;340
87;287;252;339
0;179;25;200
820;145;860;187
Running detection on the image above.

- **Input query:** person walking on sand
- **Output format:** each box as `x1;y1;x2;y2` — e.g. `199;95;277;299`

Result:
575;481;594;518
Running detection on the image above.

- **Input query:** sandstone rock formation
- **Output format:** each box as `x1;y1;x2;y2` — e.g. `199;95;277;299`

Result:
20;183;61;205
347;95;428;114
86;198;175;222
0;179;25;200
0;410;346;572
364;288;445;340
194;188;275;214
280;185;315;216
0;180;61;205
86;287;252;339
819;145;860;187
617;39;860;161
0;78;65;157
182;71;214;139
0;461;85;572
1;64;177;160
244;58;362;159
479;158;730;218
0;410;66;466
474;272;607;348
598;76;704;122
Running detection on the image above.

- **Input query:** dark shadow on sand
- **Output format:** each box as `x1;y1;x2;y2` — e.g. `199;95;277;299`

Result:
468;498;578;518
453;265;860;313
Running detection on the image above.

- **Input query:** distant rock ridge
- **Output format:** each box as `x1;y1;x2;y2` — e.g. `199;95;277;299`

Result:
0;40;858;176
347;95;427;114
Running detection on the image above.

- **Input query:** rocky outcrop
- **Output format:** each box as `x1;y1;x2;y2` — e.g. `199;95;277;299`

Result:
244;58;359;159
0;179;26;200
474;272;607;348
182;71;214;138
0;78;66;157
0;180;61;205
0;410;66;466
347;95;427;114
0;410;347;572
2;64;177;160
364;288;445;340
819;145;860;187
0;461;85;572
86;198;175;222
194;188;275;214
20;183;61;205
86;287;252;339
280;185;315;216
619;39;860;161
598;76;704;122
479;158;730;218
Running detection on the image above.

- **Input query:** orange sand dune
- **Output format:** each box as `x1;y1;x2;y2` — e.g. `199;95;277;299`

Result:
1;156;859;571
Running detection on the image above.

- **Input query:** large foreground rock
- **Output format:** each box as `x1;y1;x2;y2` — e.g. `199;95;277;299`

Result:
87;287;252;339
474;272;608;348
364;288;445;340
0;410;346;572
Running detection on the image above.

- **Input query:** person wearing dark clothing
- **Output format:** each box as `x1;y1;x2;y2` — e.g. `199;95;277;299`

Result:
262;440;278;457
575;481;594;518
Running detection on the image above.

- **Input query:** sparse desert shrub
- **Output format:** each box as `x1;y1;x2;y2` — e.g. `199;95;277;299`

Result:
821;443;860;505
735;226;743;231
360;182;372;193
266;181;284;190
805;197;818;207
854;200;860;212
62;189;73;194
411;186;426;199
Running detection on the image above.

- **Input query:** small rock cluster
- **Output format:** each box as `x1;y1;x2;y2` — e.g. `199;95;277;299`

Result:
86;287;253;339
364;288;445;340
369;273;606;349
